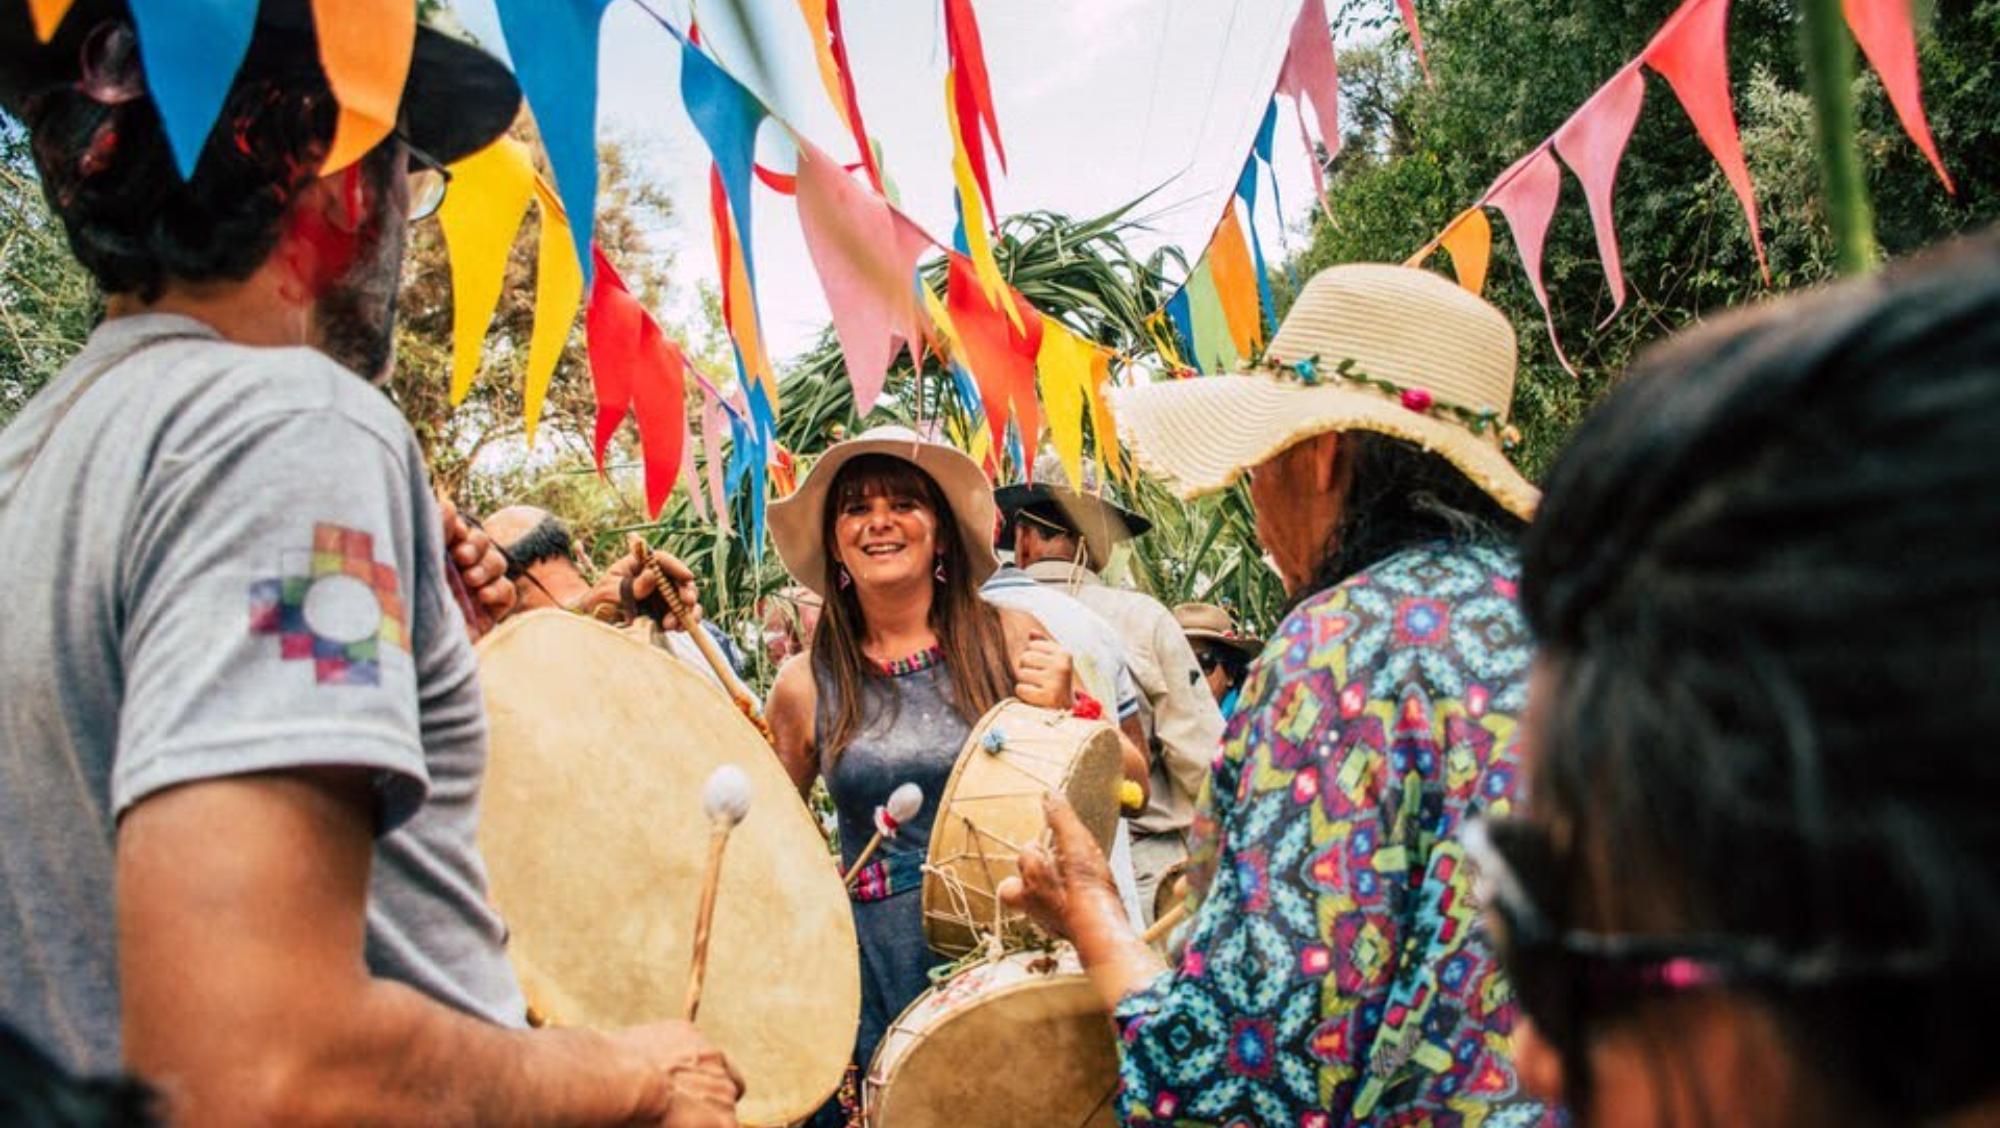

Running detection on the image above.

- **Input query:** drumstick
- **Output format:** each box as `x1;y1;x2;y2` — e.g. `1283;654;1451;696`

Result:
1141;901;1188;946
841;782;923;889
683;765;754;1022
638;550;779;746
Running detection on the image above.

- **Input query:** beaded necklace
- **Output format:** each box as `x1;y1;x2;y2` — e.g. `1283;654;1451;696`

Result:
871;646;945;677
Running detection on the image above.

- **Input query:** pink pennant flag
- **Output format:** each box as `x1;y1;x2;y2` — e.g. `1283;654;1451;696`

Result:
795;137;928;416
1276;0;1341;165
1643;0;1767;279
1842;0;1953;192
1395;0;1431;81
701;388;732;535
680;407;708;522
1485;145;1574;374
1552;65;1646;322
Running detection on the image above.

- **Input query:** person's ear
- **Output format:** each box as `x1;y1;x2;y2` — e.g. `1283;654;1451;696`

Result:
1309;431;1342;492
276;167;372;302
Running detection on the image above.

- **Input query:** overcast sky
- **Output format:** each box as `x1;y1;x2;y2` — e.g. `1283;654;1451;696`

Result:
450;0;1328;363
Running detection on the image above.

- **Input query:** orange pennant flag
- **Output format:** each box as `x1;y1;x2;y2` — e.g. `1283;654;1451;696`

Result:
1083;348;1128;483
1439;208;1493;295
314;0;416;174
1206;208;1264;357
28;0;76;41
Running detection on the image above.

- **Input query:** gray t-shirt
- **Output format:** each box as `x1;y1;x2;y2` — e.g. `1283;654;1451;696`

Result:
0;314;526;1074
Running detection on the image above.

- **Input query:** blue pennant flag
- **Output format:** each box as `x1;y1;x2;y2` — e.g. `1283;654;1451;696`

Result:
493;0;613;279
681;40;768;287
129;0;259;178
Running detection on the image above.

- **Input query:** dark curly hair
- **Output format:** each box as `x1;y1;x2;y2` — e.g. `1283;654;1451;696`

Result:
1520;231;2000;1123
19;19;389;302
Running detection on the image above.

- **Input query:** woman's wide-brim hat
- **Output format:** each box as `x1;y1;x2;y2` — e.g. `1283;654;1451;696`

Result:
0;0;520;166
1110;264;1539;520
770;425;1002;599
1173;602;1262;658
993;453;1151;572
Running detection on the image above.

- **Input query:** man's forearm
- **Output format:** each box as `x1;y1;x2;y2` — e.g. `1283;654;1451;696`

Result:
1065;885;1169;1013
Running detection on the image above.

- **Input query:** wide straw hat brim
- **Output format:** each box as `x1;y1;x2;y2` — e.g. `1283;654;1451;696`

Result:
770;426;1001;599
1109;264;1539;520
0;0;520;165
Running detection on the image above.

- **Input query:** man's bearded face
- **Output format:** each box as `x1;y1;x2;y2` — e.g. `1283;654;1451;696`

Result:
313;154;408;384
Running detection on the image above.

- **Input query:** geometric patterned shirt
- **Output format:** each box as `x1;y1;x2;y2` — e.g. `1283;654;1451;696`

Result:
1112;541;1557;1126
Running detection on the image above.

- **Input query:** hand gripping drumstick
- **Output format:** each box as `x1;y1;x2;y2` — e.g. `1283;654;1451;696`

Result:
841;782;923;889
637;549;779;747
684;765;754;1022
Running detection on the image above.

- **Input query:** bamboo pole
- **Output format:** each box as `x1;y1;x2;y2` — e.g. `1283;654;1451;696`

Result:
1800;0;1878;275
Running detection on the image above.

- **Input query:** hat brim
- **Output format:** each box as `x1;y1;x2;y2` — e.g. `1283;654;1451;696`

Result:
994;483;1151;571
1109;371;1539;521
1182;627;1264;658
770;432;1001;599
1;1;519;166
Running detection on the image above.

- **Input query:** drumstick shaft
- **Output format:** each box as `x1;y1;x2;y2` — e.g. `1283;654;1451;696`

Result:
682;828;732;1021
1141;901;1188;946
840;831;885;888
646;559;779;746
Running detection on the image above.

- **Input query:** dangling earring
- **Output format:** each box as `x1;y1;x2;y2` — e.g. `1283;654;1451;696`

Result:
933;556;948;584
837;564;853;590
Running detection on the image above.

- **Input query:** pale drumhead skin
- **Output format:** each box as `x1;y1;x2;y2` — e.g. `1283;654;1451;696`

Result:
477;612;860;1127
922;700;1124;957
867;953;1119;1127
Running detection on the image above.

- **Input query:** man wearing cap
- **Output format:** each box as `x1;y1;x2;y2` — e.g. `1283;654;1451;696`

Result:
0;4;739;1123
1004;264;1552;1124
996;458;1224;922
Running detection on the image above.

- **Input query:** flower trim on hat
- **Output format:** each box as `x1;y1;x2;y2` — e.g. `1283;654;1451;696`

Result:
1257;353;1524;452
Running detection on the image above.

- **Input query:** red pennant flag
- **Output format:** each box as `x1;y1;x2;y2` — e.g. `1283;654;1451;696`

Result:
1842;0;1953;192
585;248;640;472
1552;66;1646;321
1485;146;1574;373
1394;0;1430;80
629;317;690;519
946;254;1043;467
944;0;1006;223
826;0;884;192
1643;0;1767;279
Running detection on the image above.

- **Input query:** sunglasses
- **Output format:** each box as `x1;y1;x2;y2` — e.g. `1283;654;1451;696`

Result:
1461;817;1936;1060
1195;649;1227;673
400;134;452;222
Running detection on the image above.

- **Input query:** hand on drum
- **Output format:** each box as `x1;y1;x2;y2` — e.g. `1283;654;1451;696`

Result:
997;794;1119;941
585;536;704;627
1013;632;1076;711
439;494;516;635
624;1019;745;1126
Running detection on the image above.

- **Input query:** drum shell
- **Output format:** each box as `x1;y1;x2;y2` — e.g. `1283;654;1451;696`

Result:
475;611;859;1127
865;950;1119;1127
921;699;1123;957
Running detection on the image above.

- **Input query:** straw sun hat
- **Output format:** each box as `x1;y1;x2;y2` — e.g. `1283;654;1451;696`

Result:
769;425;1002;599
1110;263;1539;520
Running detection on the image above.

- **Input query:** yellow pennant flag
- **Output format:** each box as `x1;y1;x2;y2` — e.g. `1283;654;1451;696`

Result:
314;0;416;173
797;0;850;130
1083;347;1128;483
438;137;536;405
945;74;1021;333
524;177;585;447
1035;317;1091;489
1206;208;1263;357
1406;206;1492;296
28;0;76;41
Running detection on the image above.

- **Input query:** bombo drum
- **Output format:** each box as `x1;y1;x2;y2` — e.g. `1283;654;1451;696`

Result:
922;699;1123;957
865;950;1119;1127
476;611;859;1127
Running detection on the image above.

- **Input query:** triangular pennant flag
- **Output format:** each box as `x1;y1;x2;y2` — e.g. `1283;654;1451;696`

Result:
701;387;732;534
1439;207;1494;295
942;0;1006;219
682;38;769;286
795;138;929;416
799;0;846;125
1164;289;1197;365
1552;66;1646;320
585;248;641;472
1842;0;1953;191
524;177;586;447
679;403;708;522
493;0;613;277
629;317;689;519
825;0;883;192
1642;0;1767;279
1276;0;1340;216
1084;348;1128;483
1184;259;1239;372
1235;108;1281;335
314;0;416;174
1486;146;1573;373
128;0;259;177
437;137;537;405
711;165;779;416
28;0;76;41
1394;0;1431;80
1036;318;1092;489
1206;208;1264;357
946;254;1041;469
946;73;1019;330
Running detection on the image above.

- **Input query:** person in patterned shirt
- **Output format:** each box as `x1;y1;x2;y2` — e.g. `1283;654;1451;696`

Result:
1003;264;1554;1125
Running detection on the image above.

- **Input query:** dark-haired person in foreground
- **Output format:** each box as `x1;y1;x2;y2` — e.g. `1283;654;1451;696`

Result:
0;5;738;1124
1004;264;1554;1124
1491;232;2000;1126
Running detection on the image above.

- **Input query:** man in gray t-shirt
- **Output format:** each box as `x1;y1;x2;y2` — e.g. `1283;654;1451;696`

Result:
0;6;738;1124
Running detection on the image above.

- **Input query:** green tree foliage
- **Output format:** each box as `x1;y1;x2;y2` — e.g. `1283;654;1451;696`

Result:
0;122;100;424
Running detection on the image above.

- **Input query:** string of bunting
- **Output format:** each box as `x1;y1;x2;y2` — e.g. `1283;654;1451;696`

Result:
1401;0;1954;371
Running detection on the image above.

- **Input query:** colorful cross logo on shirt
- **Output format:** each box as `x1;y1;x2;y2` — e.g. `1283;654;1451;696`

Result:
249;523;409;686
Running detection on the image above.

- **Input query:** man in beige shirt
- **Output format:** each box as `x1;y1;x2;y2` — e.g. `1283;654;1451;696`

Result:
996;461;1225;920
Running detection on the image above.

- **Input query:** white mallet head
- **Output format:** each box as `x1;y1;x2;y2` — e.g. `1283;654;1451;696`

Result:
886;782;923;823
702;765;754;828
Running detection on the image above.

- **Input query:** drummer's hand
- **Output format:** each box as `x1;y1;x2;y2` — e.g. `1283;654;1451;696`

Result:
585;537;703;627
624;1020;743;1125
1013;632;1075;710
439;494;516;632
998;794;1119;942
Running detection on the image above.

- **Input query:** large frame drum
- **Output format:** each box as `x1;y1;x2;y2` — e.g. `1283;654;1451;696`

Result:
477;611;859;1126
921;699;1123;957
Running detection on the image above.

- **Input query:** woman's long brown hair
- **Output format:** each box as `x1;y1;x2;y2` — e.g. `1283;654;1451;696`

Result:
812;454;1013;763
